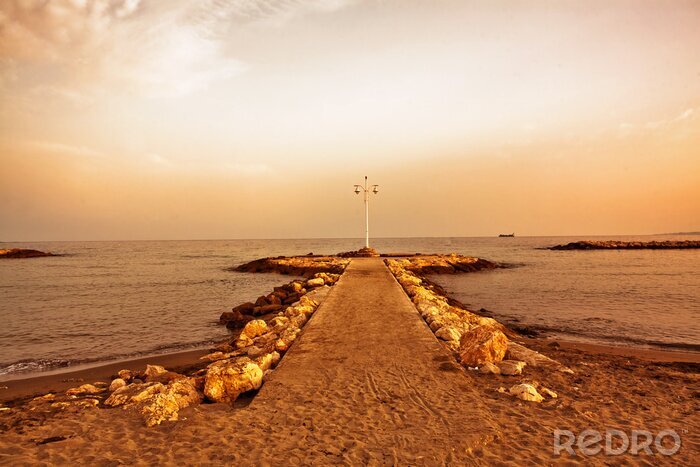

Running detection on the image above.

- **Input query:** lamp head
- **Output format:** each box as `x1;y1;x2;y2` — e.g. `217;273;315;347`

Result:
372;185;379;194
354;186;361;194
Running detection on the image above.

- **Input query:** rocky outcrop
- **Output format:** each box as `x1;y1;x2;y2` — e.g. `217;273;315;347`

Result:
549;240;700;250
0;248;56;259
203;353;279;403
337;247;380;257
387;254;499;275
233;256;349;276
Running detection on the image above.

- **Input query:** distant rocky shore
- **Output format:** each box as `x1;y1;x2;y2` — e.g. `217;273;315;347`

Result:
549;240;700;250
0;248;56;259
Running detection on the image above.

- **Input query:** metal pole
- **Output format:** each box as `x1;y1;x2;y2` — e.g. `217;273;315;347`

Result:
364;176;369;248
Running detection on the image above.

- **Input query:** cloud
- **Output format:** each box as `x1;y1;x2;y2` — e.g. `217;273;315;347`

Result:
0;0;356;100
0;0;243;99
27;141;106;158
618;106;699;136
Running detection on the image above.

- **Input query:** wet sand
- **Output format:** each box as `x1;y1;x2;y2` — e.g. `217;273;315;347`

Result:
0;349;210;403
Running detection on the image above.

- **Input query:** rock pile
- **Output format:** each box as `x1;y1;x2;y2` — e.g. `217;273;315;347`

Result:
388;254;499;275
233;256;349;276
0;248;56;259
387;256;571;402
337;247;380;257
549;240;700;250
39;272;340;426
219;272;341;328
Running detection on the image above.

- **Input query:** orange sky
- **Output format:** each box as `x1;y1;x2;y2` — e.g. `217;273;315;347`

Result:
1;0;699;240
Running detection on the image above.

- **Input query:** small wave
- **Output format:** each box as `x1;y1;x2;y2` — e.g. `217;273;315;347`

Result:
0;339;222;377
501;321;700;352
0;358;72;376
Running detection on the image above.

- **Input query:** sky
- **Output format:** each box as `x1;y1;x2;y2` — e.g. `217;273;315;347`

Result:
1;0;699;241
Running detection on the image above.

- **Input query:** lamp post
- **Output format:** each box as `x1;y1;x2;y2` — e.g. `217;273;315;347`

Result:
354;176;379;248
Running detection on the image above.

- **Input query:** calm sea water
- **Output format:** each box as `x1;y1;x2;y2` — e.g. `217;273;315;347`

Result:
1;236;698;379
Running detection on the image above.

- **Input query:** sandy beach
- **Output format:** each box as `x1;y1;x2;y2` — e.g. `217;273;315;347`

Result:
1;257;697;465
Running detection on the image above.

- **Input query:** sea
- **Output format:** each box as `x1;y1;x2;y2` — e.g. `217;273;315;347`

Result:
1;235;698;380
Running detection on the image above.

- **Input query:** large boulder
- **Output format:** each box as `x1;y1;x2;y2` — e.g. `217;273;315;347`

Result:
203;353;279;403
458;325;508;367
104;382;166;407
140;378;202;427
241;319;268;339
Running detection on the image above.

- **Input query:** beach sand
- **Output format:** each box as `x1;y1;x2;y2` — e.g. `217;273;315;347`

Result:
0;340;698;464
0;258;697;464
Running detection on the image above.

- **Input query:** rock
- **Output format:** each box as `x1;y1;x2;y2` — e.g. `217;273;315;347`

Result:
509;383;544;402
289;281;304;293
224;310;254;328
549;240;700;250
266;294;282;305
118;369;134;382
0;248;55;259
275;328;300;352
497;360;527;376
435;326;461;342
235;333;254;349
254;296;269;307
254;304;284;315
269;315;290;331
305;277;325;288
104;382;166;407
203;353;279;403
241;320;268;339
540;387;558;399
232;302;256;315
140;378;202;427
144;365;168;380
109;378;127;392
458;325;508;367
66;384;104;396
506;342;565;369
478;362;501;375
283;293;301;305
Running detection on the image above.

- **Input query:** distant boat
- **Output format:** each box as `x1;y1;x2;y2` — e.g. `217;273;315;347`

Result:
498;233;515;237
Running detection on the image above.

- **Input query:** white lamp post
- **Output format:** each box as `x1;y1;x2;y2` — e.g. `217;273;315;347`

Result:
354;176;379;248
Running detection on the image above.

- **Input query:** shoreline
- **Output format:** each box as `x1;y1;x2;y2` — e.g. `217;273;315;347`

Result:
2;336;697;404
0;348;209;403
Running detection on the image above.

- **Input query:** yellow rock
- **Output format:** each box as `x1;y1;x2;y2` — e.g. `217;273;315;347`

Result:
509;383;544;402
458;325;508;367
241;319;268;339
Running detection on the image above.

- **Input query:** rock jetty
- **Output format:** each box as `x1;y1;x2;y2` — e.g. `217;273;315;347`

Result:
386;255;567;402
549;240;700;250
0;248;56;259
233;255;349;275
25;257;347;427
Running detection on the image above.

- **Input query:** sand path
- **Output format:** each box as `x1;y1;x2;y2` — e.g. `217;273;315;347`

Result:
234;257;499;463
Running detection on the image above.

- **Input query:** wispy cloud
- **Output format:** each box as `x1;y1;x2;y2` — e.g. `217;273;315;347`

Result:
618;106;698;136
0;0;355;101
27;141;106;159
